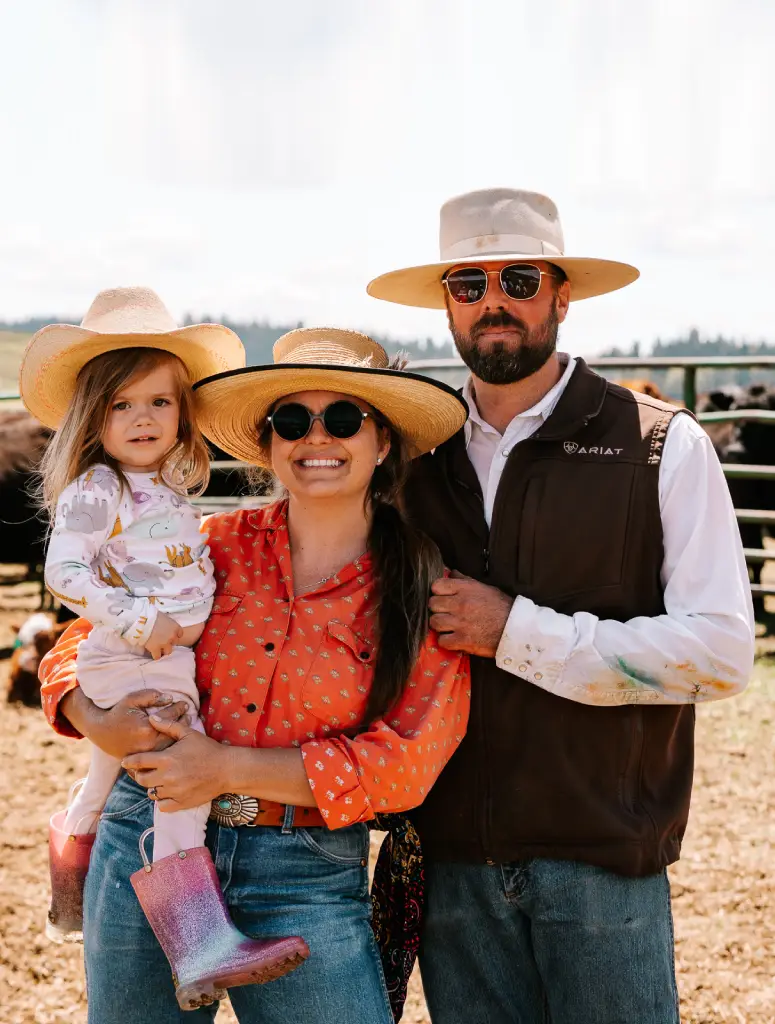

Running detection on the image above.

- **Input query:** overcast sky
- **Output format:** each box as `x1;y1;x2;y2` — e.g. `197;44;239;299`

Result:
0;0;772;355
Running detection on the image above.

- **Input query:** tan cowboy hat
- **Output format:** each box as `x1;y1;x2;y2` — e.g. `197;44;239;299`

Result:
19;286;246;428
366;188;639;308
193;327;468;466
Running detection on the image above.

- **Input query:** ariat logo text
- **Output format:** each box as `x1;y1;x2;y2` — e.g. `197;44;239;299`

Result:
564;443;623;456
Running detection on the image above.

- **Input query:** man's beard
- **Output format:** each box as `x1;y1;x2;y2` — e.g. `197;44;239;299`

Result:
450;299;560;385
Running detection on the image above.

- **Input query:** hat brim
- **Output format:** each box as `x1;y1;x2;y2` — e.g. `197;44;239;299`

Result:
193;363;469;467
19;323;245;428
367;255;639;308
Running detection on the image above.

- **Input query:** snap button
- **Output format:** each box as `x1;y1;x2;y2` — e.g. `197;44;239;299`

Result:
518;664;528;673
246;703;258;713
535;672;543;681
264;642;275;652
503;656;513;666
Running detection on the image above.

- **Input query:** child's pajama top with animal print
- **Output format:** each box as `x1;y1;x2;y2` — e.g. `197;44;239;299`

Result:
45;462;214;643
44;464;216;858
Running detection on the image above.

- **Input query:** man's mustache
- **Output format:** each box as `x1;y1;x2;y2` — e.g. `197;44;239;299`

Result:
471;311;527;339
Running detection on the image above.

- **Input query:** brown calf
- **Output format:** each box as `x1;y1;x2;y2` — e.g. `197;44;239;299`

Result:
6;613;70;707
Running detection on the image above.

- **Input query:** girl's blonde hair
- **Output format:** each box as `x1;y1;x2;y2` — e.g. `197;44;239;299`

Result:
39;347;211;515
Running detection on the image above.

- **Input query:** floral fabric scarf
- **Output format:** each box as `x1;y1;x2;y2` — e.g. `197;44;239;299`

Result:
369;814;426;1023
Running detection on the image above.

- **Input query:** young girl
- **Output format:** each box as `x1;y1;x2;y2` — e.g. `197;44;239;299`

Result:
21;286;309;1009
43;346;216;852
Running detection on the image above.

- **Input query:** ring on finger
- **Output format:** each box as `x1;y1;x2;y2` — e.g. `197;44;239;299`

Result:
148;786;158;800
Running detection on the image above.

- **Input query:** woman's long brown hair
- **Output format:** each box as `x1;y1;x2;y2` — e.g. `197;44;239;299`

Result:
39;348;211;516
360;426;444;726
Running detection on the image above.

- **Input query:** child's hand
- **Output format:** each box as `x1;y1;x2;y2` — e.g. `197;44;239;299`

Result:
145;612;183;660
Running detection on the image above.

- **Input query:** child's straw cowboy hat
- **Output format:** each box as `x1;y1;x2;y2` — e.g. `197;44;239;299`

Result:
19;286;245;428
366;188;639;308
193;327;468;466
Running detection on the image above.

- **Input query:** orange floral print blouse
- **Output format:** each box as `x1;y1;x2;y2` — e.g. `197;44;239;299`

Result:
40;500;470;829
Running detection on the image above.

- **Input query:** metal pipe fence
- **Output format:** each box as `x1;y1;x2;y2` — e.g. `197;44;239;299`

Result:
409;354;775;413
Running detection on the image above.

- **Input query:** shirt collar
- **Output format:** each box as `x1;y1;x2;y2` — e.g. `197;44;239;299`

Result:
248;498;373;596
462;354;577;444
248;497;288;533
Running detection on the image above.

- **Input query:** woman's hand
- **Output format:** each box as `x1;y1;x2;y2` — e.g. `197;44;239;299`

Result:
60;687;190;760
121;718;231;812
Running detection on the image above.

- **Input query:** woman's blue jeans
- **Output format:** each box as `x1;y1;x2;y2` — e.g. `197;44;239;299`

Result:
82;772;393;1024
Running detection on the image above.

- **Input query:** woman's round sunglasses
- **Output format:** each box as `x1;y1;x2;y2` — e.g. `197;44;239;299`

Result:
443;262;558;305
267;400;374;442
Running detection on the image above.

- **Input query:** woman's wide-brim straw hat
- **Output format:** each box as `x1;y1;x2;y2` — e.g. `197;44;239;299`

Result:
19;286;246;428
193;327;469;467
366;188;640;308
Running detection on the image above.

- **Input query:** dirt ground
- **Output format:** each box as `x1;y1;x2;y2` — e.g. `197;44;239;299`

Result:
0;577;773;1023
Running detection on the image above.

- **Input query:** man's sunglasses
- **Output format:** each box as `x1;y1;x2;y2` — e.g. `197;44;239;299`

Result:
443;262;558;305
267;400;374;442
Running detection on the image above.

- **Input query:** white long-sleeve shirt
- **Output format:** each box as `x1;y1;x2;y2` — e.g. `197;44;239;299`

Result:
45;465;215;646
462;358;755;706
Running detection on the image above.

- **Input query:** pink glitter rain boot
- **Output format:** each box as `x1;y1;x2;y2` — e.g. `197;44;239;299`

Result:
46;809;96;942
130;832;309;1010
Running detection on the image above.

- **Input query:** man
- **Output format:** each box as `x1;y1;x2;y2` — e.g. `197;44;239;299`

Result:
367;189;754;1024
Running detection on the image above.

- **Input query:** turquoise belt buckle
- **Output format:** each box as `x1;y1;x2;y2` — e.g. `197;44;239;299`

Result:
209;793;260;827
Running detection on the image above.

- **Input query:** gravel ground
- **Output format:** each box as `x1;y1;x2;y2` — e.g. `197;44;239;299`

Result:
0;580;773;1023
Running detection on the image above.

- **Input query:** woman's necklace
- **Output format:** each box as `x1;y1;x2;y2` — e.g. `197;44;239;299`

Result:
294;550;368;595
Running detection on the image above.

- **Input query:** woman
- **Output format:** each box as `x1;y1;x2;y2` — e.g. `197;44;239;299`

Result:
40;327;470;1024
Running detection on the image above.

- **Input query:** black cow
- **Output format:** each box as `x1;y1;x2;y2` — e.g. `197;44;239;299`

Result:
204;442;257;500
699;384;775;623
0;410;51;597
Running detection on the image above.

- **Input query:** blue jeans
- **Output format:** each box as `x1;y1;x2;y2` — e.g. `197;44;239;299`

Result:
419;859;679;1024
83;772;393;1024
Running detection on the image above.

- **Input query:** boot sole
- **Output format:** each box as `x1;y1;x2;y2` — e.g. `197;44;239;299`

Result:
45;918;84;944
176;949;309;1010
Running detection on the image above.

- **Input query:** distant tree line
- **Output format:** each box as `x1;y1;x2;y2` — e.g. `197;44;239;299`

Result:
180;316;457;364
0;317;59;334
599;329;775;396
2;318;771;398
600;327;775;359
0;316;456;365
180;319;452;368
